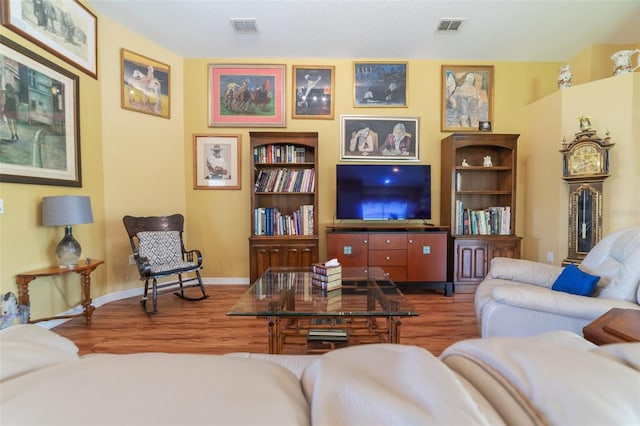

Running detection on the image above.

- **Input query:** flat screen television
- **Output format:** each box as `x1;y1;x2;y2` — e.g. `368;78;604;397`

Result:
336;164;431;220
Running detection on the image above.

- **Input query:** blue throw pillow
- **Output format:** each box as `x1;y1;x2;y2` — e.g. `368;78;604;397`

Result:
551;264;600;296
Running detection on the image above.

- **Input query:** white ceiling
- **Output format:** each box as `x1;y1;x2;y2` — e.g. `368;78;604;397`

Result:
88;0;640;62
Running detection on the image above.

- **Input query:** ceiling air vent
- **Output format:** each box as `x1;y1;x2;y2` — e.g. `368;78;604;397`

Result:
436;19;464;32
230;18;258;33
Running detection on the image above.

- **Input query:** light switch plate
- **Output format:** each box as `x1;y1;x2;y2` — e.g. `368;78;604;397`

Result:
0;198;3;214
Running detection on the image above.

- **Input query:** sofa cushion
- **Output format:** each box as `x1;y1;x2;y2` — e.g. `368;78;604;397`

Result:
0;324;79;383
301;343;495;425
551;264;600;296
582;227;640;302
1;353;310;426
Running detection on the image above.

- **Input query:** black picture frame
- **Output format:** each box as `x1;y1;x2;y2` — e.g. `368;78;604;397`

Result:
0;35;81;187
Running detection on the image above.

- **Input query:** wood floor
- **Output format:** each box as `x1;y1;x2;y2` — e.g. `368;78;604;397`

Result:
53;285;479;357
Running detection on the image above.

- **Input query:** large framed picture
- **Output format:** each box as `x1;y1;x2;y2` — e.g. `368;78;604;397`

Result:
442;65;494;132
353;61;407;107
340;115;419;161
0;35;81;187
1;0;98;79
193;134;241;190
120;49;170;119
208;64;285;127
292;65;334;119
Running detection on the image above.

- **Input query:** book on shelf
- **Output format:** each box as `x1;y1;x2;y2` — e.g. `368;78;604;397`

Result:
454;204;512;236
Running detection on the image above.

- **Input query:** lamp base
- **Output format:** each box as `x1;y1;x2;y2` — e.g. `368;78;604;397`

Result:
56;225;82;267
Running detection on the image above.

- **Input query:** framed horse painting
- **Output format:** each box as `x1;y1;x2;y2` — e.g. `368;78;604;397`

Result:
1;0;98;79
208;64;286;127
120;49;170;119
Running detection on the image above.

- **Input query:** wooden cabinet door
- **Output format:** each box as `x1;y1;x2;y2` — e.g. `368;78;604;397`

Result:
283;242;317;269
326;233;368;267
407;233;448;282
490;238;521;259
250;242;283;282
454;239;489;291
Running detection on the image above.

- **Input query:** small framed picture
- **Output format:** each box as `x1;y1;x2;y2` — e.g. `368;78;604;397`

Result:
353;62;407;107
292;65;334;119
193;134;242;190
120;49;170;119
441;65;494;132
340;115;419;161
479;121;492;131
208;64;285;127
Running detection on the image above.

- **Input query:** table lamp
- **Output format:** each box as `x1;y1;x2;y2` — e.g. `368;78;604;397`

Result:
42;196;93;267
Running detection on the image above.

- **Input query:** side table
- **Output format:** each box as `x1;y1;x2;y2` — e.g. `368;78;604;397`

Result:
16;259;104;326
583;308;640;345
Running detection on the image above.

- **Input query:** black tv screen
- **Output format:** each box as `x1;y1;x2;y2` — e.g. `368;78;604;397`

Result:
336;164;431;220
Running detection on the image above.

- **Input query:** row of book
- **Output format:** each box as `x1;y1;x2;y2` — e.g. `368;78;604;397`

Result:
253;144;307;164
454;201;511;235
254;205;314;236
254;168;315;193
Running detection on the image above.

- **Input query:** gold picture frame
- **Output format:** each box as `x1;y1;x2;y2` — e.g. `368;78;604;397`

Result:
120;49;170;119
1;0;98;79
193;134;242;190
441;65;494;132
292;65;334;119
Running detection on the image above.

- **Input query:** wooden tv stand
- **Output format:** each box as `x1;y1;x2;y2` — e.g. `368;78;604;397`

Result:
326;224;453;296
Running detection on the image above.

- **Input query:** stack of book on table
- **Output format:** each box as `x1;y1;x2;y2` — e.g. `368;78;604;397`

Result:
307;319;349;342
311;260;342;291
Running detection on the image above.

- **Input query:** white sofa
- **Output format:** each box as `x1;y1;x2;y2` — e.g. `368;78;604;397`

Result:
1;325;639;425
476;227;640;338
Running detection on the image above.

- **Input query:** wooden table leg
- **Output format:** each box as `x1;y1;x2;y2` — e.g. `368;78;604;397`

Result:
16;276;35;322
76;269;96;325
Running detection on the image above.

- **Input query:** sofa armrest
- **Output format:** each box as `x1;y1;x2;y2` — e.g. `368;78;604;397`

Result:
492;284;640;320
440;332;640;426
488;257;563;288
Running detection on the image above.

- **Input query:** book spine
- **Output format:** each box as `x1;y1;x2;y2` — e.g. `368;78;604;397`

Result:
312;264;342;276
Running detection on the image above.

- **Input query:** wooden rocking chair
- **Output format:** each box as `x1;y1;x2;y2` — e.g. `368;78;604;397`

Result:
123;214;208;314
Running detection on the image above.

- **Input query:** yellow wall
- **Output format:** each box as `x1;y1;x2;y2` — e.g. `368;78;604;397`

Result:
0;30;104;319
570;43;640;85
522;72;640;263
182;59;561;281
1;6;638;319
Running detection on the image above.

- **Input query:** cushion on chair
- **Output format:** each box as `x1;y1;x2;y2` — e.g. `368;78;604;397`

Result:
551;264;600;296
137;231;183;265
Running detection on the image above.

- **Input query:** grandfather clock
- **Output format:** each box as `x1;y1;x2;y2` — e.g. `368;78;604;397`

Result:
560;127;614;264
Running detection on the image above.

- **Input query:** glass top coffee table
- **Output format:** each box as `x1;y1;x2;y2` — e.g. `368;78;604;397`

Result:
227;266;418;354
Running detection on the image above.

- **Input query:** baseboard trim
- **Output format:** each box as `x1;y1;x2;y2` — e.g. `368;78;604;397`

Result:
38;277;249;329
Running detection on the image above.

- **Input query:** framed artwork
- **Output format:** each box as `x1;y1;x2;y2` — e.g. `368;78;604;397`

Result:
340;115;419;161
208;64;285;127
1;0;98;79
441;65;494;132
193;134;241;190
292;65;334;119
353;61;407;107
0;35;81;186
120;49;170;119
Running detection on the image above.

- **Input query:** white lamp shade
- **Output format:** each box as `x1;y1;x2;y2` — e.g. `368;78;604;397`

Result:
42;196;93;226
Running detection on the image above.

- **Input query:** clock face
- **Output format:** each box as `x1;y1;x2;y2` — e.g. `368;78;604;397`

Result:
568;144;602;176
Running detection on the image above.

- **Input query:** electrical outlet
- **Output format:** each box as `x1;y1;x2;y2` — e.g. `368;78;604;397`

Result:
128;254;135;264
547;251;554;263
0;198;4;214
